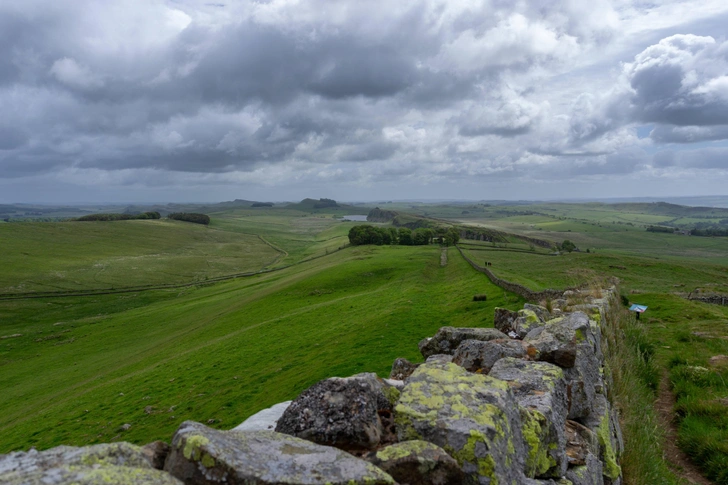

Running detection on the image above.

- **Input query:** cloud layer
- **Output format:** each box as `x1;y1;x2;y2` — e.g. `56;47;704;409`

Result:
1;0;728;202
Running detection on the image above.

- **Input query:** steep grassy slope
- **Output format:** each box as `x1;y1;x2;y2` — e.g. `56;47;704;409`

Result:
0;245;524;453
0;219;280;294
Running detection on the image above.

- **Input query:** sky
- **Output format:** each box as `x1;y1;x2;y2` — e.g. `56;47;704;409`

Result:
2;0;728;204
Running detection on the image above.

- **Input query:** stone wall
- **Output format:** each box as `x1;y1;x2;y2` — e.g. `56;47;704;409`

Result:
0;289;624;485
457;245;571;302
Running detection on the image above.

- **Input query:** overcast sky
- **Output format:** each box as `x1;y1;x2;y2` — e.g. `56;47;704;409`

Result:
2;0;728;204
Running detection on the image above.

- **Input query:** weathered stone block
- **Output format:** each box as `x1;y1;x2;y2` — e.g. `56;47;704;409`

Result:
418;327;508;358
389;357;420;381
489;357;568;478
452;339;527;374
394;361;526;485
164;422;395;485
365;440;465;485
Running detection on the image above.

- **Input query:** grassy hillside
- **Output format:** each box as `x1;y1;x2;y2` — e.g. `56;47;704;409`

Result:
0;244;524;452
0;219;281;294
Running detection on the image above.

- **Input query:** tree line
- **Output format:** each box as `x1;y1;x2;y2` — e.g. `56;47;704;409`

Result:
348;225;460;246
75;212;161;221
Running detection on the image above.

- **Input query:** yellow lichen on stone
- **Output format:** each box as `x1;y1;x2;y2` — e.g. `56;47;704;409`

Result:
597;414;621;480
182;434;210;461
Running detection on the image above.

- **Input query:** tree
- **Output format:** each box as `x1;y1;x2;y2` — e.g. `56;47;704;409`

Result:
561;240;576;252
398;227;413;246
443;228;460;246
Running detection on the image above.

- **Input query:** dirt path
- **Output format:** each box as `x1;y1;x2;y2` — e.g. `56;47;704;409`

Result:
656;374;715;485
440;248;448;267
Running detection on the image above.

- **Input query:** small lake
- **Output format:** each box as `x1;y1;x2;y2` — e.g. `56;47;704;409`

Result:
342;215;368;221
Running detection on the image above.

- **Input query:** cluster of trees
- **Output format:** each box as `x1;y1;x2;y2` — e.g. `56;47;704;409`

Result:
348;225;460;246
646;225;675;233
367;207;398;222
690;226;728;237
167;213;210;225
75;212;160;222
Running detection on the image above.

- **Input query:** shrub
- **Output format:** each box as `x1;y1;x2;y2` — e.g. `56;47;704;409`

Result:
472;294;487;302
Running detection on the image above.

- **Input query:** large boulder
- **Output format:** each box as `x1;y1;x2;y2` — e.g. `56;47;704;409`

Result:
0;442;180;485
365;440;466;485
418;327;508;358
524;304;551;323
389;358;420;381
164;421;395;485
524;321;577;368
233;401;291;432
489;358;568;478
451;339;527;374
394;361;526;484
275;373;397;452
493;308;519;335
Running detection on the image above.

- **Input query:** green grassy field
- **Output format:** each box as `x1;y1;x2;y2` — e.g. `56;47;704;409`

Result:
0;243;524;452
0;219;281;294
3;200;728;484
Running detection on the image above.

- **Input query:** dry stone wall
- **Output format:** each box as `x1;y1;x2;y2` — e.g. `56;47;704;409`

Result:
0;289;623;485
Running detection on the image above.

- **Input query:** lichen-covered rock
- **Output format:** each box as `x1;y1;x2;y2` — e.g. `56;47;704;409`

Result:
233;401;291;432
558;313;604;420
0;442;180;485
1;465;183;485
524;320;577;368
524;479;574;485
489;358;567;478
426;354;454;364
394;361;526;485
524;304;551;323
580;395;622;482
565;453;604;485
451;339;527;374
365;440;466;485
165;421;395;485
514;309;546;339
418;327;508;358
390;358;421;381
0;442;155;475
565;421;598;466
275;373;395;451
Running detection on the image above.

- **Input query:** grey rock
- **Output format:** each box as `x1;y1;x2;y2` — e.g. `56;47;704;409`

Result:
0;442;180;485
275;373;395;452
142;441;171;470
365;440;466;485
580;395;622;482
233;401;291;432
494;308;519;335
451;339;527;373
524;319;578;368
565;421;598;466
1;465;182;485
418;327;509;358
513;309;546;339
389;358;420;381
395;361;526;485
524;479;574;485
0;442;154;475
557;313;604;420
425;354;453;364
489;358;568;478
524;304;551;323
164;421;394;485
565;453;604;485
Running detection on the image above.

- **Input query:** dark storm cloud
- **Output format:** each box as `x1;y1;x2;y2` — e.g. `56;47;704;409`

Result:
3;0;728;200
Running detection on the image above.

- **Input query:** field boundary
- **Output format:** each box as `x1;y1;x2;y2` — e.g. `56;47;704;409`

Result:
0;244;350;301
456;244;570;302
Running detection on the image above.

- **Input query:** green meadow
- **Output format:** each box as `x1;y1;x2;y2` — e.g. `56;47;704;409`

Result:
2;200;728;483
